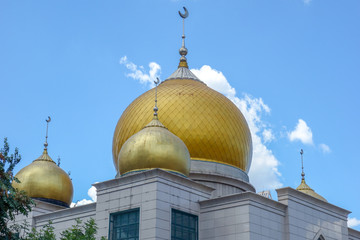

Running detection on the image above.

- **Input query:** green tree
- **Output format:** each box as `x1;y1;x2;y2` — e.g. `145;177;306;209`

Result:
22;218;106;240
26;221;56;240
60;219;98;240
0;138;34;239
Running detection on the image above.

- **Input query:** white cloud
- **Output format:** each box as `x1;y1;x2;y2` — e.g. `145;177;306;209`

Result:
70;199;93;208
303;0;312;5
288;119;313;145
120;56;161;87
191;65;236;98
348;217;360;228
263;129;275;143
191;65;282;190
319;143;331;154
88;186;97;202
70;185;97;208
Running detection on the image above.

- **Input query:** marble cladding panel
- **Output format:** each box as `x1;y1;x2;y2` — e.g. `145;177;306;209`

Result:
200;205;252;240
248;204;285;240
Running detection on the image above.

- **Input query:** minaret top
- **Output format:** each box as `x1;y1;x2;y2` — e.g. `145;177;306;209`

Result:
296;149;327;202
178;7;189;68
44;116;51;150
144;78;166;129
165;7;202;82
153;78;160;119
36;116;55;162
300;149;305;180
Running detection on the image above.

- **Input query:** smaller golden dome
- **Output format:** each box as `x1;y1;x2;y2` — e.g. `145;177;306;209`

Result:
118;116;190;176
296;179;327;202
13;149;73;207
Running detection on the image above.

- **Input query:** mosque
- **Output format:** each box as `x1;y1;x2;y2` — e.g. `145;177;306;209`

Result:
11;8;360;240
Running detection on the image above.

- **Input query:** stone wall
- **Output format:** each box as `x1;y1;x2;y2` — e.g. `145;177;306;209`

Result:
200;192;286;240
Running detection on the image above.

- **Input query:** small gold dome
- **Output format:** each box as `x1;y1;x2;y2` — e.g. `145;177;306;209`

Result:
118;117;190;176
13;149;73;207
296;179;327;202
113;76;252;173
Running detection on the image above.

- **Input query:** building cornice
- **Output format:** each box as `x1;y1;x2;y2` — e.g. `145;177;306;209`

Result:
200;191;287;215
34;202;96;223
94;168;215;195
276;187;351;218
348;228;360;238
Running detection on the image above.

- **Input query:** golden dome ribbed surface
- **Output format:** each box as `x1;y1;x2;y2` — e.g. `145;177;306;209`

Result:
113;78;252;173
118;117;190;176
296;179;327;202
13;149;73;207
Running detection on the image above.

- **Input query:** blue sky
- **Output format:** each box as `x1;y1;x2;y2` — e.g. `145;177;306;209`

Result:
1;0;360;229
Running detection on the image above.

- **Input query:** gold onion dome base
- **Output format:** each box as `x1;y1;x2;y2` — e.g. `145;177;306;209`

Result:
296;179;327;202
13;149;74;207
113;78;252;174
118;117;191;176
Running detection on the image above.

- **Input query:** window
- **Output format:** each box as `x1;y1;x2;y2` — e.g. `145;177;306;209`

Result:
109;208;140;240
171;209;198;240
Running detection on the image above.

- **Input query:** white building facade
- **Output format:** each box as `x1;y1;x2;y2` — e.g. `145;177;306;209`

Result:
13;166;360;240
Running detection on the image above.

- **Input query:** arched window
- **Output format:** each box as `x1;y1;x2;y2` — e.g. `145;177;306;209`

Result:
314;230;325;240
318;235;325;240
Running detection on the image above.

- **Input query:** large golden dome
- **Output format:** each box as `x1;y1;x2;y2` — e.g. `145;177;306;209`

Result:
113;64;252;173
13;149;73;207
118;116;190;176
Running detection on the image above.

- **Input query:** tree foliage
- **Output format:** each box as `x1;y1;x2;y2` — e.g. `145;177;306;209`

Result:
26;221;56;240
16;218;106;240
0;138;33;239
60;219;97;240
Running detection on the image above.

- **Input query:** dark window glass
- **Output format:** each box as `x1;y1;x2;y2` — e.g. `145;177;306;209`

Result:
109;208;140;240
171;209;198;240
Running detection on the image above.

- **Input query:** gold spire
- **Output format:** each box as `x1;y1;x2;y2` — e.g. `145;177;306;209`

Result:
144;78;167;129
166;7;202;81
300;149;305;180
35;116;55;163
296;149;327;202
178;7;189;68
153;78;159;118
44;116;51;150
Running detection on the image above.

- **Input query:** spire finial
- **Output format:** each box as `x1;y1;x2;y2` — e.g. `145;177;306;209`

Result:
153;78;160;118
178;7;189;68
44;116;51;150
300;149;305;180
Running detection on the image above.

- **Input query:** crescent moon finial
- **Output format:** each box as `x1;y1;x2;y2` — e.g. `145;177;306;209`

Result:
44;116;51;150
154;77;160;85
178;7;189;65
300;149;305;180
153;78;160;118
179;7;189;19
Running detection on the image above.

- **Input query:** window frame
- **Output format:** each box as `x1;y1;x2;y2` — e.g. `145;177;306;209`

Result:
108;208;140;240
171;208;198;240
